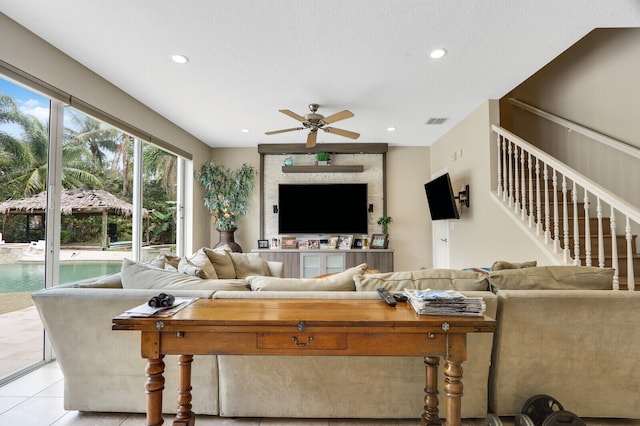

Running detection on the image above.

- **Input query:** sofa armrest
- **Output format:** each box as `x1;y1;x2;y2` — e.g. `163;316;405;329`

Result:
266;261;285;278
490;289;640;418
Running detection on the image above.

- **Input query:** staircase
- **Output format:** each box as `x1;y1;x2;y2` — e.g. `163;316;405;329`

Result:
492;124;640;291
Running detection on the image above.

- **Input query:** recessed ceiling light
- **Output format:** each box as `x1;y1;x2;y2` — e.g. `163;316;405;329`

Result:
386;127;396;132
241;128;251;133
171;54;189;64
429;48;447;59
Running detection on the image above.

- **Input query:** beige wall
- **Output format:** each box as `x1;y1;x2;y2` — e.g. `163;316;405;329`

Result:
429;100;548;268
0;13;212;252
502;28;640;208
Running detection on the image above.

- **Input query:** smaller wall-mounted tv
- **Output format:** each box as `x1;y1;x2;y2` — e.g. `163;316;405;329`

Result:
424;173;460;220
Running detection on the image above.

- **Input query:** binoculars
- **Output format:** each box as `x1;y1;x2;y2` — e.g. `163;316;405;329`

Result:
148;293;175;308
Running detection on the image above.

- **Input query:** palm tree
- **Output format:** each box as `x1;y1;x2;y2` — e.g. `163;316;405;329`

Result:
66;110;119;169
0;95;102;198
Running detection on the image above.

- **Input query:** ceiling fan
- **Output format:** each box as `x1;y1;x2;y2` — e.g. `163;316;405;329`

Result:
265;103;360;148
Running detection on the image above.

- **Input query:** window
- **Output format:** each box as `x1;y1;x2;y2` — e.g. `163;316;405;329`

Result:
0;74;187;383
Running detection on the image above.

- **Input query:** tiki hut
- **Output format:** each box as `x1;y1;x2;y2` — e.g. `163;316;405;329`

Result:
0;188;148;249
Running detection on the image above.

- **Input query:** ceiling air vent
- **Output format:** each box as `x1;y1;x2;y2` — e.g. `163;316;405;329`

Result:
425;117;448;125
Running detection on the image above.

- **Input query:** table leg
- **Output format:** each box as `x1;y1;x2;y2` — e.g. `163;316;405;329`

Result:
443;358;463;426
422;356;441;426
174;354;195;426
145;356;165;426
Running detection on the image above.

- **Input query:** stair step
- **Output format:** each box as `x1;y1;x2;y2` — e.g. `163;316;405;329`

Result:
561;235;638;256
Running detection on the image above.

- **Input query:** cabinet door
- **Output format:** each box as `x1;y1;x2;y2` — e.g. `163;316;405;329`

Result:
345;251;394;272
325;254;346;274
300;253;322;278
300;252;346;278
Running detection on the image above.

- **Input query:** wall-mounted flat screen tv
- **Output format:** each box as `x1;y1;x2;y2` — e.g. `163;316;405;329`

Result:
424;173;460;220
278;183;368;234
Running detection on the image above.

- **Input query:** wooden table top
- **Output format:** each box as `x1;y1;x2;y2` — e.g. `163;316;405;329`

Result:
113;298;496;333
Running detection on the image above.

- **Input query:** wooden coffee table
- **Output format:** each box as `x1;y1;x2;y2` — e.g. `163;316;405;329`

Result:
113;298;495;426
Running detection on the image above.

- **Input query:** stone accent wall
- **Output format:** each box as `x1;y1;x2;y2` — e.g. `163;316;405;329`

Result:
263;153;384;240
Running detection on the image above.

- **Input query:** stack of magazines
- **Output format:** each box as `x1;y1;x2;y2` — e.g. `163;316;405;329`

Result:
403;289;485;316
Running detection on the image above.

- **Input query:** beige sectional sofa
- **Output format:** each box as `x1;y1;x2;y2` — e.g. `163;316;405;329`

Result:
31;250;640;421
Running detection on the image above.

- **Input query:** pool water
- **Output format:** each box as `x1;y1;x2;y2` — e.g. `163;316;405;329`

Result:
0;262;121;293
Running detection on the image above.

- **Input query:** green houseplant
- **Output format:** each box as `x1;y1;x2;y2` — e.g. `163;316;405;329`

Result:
196;161;256;251
315;151;330;165
376;215;392;235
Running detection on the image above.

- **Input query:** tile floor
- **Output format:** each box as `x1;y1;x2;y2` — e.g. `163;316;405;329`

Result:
2;362;640;426
1;307;639;425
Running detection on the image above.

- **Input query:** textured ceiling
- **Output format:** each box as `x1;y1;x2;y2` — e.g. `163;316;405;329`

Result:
1;0;639;148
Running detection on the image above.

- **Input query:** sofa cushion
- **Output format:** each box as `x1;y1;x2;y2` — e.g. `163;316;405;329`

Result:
120;258;249;291
185;248;218;279
204;247;237;279
488;266;614;291
178;257;207;278
229;252;271;278
490;260;537;271
246;263;367;291
354;269;490;292
147;253;181;271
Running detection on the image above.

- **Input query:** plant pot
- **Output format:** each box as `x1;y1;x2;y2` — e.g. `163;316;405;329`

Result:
215;227;243;252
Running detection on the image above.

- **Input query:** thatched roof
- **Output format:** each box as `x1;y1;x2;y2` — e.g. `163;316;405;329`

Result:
0;188;148;217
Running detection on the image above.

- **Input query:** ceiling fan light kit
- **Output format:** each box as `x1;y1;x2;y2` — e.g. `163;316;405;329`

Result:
265;103;360;148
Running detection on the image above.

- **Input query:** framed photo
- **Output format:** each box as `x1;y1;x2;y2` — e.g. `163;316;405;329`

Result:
281;237;297;249
327;236;339;249
353;238;363;249
257;239;269;249
307;239;320;250
338;235;353;250
370;234;388;249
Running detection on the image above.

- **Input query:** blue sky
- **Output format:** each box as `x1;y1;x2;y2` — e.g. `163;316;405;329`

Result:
0;77;50;138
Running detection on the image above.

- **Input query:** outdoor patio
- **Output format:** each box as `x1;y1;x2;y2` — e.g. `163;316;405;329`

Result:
0;303;43;380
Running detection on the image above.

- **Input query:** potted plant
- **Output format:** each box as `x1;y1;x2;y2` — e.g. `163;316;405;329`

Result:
376;215;392;235
315;151;330;165
196;161;256;252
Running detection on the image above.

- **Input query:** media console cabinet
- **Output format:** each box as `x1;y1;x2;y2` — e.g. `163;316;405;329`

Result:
252;248;394;278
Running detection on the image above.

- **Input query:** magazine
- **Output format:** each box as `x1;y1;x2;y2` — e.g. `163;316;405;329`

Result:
403;289;485;316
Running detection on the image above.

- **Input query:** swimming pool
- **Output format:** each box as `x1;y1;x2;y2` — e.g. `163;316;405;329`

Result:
0;262;121;293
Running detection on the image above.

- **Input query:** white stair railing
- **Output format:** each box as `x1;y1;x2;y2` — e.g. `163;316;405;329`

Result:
492;124;640;291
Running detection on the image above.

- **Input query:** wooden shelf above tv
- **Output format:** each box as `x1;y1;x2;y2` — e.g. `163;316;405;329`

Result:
281;165;364;173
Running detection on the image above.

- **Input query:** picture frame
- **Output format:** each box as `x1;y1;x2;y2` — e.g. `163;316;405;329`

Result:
338;235;353;250
281;236;297;249
353;238;363;249
307;239;320;250
370;234;388;249
257;239;269;249
327;236;339;249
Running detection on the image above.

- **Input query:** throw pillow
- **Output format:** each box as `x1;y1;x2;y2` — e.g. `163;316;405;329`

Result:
203;246;237;279
354;269;490;292
186;248;218;279
229;252;271;278
490;260;537;271
178;257;206;278
246;263;367;291
487;266;614;291
120;258;250;291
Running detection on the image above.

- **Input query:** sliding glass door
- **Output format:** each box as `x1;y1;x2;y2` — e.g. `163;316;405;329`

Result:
0;75;185;384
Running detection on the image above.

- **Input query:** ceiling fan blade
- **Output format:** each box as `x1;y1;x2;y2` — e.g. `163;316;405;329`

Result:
322;110;354;124
306;131;318;148
265;127;304;135
279;109;306;122
323;127;360;140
